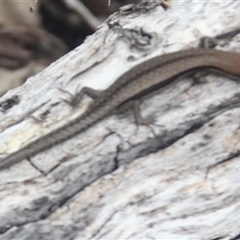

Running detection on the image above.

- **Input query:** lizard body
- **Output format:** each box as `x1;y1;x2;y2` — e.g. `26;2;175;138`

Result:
1;48;240;170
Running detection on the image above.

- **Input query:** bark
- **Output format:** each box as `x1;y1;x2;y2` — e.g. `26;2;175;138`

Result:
0;0;240;239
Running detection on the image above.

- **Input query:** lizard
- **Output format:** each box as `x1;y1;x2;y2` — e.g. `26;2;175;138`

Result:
1;48;240;170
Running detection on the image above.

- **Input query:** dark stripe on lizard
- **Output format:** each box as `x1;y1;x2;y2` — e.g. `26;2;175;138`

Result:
1;48;240;170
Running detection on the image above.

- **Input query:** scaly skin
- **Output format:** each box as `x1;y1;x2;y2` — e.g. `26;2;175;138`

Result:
1;48;240;170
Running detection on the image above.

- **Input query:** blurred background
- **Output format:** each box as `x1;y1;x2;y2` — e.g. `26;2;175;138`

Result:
0;0;129;96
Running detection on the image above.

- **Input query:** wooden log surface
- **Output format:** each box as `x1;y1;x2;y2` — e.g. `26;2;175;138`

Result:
0;0;240;239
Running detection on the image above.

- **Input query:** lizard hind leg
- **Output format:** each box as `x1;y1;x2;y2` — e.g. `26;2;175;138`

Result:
58;86;103;108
